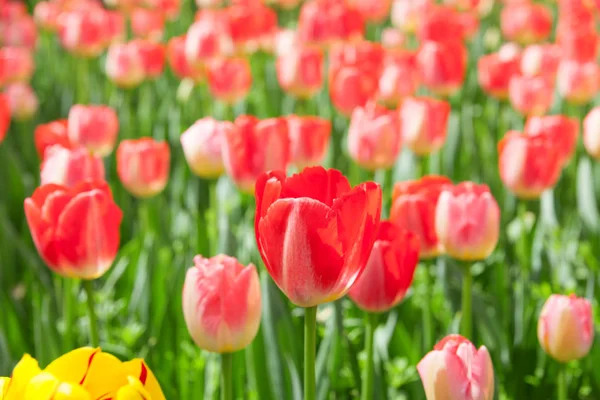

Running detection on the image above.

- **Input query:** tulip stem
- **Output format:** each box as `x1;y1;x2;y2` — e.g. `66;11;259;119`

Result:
221;353;233;400
63;279;75;352
361;313;377;400
558;365;567;400
304;306;317;400
422;264;433;351
461;265;472;339
83;280;99;347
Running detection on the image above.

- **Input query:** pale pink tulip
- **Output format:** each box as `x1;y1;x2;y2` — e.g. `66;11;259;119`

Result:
68;104;119;157
40;145;105;188
584;107;600;159
180;117;229;179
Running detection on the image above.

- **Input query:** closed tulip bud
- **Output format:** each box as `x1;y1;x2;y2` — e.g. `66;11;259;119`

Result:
183;254;261;353
520;44;562;78
222;115;290;192
106;43;146;89
417;40;467;96
255;166;382;307
57;9;110;57
117;138;170;198
167;35;204;82
1;15;37;49
377;50;419;106
390;175;452;258
41;145;106;188
349;0;393;23
0;94;9;143
131;8;165;42
68;104;119;157
556;60;600;104
132;39;166;79
185;13;234;67
435;182;500;261
477;44;521;99
287;115;331;169
348;222;419;312
206;57;252;104
34;1;61;31
391;0;433;34
0;47;35;86
5;83;38;121
400;97;450;156
584;107;600;159
498;131;562;199
24;181;123;279
181;117;229;179
348;101;402;170
34;120;72;159
276;46;324;98
538;294;594;362
509;74;554;116
501;3;552;45
524;115;579;164
418;335;494;400
298;0;364;48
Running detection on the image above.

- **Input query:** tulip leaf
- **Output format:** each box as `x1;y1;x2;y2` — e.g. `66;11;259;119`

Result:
577;158;600;233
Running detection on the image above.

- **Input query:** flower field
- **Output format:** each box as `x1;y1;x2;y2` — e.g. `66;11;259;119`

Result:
1;0;600;398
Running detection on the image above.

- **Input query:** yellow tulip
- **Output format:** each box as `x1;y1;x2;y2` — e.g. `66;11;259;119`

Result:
3;354;41;400
116;376;152;400
122;360;166;400
24;372;91;400
0;377;10;399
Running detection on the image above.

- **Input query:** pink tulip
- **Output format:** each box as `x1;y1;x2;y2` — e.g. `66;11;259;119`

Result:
105;42;146;88
435;182;500;261
276;46;324;99
185;12;234;67
377;50;419;106
400;97;450;156
287;115;331;169
131;8;165;42
5;83;38;121
181;117;229;179
538;294;594;362
182;254;261;353
556;59;600;104
1;15;37;49
524;115;579;165
33;1;61;31
117;138;170;198
40;145;106;188
206;57;252;104
520;44;562;78
391;0;433;34
584;107;600;159
417;39;467;97
509;74;554;116
418;334;494;400
68;104;119;157
57;9;110;57
0;47;35;86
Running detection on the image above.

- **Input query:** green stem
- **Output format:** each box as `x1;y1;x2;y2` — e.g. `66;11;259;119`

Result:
76;57;89;104
63;279;74;352
304;306;317;400
221;352;233;400
461;265;472;339
558;365;567;400
361;313;377;400
83;280;99;347
422;263;433;350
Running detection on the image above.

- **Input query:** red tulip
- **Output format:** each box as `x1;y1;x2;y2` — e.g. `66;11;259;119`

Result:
41;145;106;188
417;39;467;96
106;10;126;45
5;83;38;121
254;166;382;307
181;117;229;179
105;42;146;88
117;138;170;198
24;181;123;279
416;5;471;43
132;39;166;79
0;1;27;19
287;115;331;169
524;115;579;164
298;0;365;48
348;222;419;312
477;44;521;99
391;0;433;34
501;3;552;45
390;175;452;259
34;119;73;159
348;101;402;170
508;74;554;116
348;0;393;22
377;50;419;106
57;9;110;57
276;46;324;99
556;60;600;104
167;35;204;82
225;3;278;53
584;107;600;159
0;15;37;49
498;131;562;199
33;1;61;31
0;47;35;86
185;11;234;67
222;115;290;192
520;44;562;78
205;57;252;104
557;27;598;64
131;8;165;42
400;96;450;156
0;93;9;143
68;104;119;157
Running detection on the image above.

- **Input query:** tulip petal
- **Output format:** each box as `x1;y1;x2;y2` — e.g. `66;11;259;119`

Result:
254;170;286;243
279;166;352;207
4;354;41;400
121;360;166;400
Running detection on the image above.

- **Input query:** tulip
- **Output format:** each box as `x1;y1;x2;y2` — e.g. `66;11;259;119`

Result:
556;60;600;104
68;104;119;157
520;44;562;78
377;50;419;106
538;294;594;363
297;0;364;48
105;42;146;89
399;97;450;156
5;83;38;121
417;39;467;97
391;0;433;34
225;4;278;53
34;120;72;159
348;101;402;170
222;115;290;192
0;93;9;143
0;47;35;86
418;335;494;400
276;46;324;99
185;12;234;67
508;74;554;116
348;0;393;22
287;115;331;170
57;9;110;57
205;57;252;104
131;8;165;42
167;35;204;82
524;115;579;164
40;145;106;188
584;107;600;159
117;138;170;198
148;0;181;20
500;3;552;45
181;117;229;179
130;40;165;80
106;10;126;45
24;181;123;279
1;15;37;49
557;27;598;64
0;354;42;399
381;28;406;50
477;44;521;99
498;131;563;199
33;1;61;31
416;5;470;43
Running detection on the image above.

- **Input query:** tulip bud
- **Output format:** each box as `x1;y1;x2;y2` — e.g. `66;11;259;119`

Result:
584;107;600;159
205;57;252;104
0;93;9;143
132;40;166;80
520;44;562;78
5;83;38;121
377;50;419;106
276;46;324;98
185;13;234;67
105;42;146;89
181;117;229;179
0;47;35;86
400;97;450;156
1;15;37;49
524;115;579;164
33;1;61;31
556;60;600;104
538;294;594;362
435;182;500;261
477;44;521;99
131;8;165;42
182;254;261;353
68;104;119;157
287;115;331;169
418;334;494;400
24;181;123;279
348;101;402;170
509;74;554;116
116;138;170;198
348;222;419;312
255;167;382;307
417;40;467;97
57;9;110;57
167;35;204;82
501;3;552;45
390;175;452;259
297;0;364;48
41;145;106;188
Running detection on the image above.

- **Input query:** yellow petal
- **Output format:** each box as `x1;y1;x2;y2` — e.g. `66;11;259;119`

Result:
115;377;152;400
5;354;41;400
53;382;93;400
121;360;165;400
0;377;11;399
24;372;59;400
